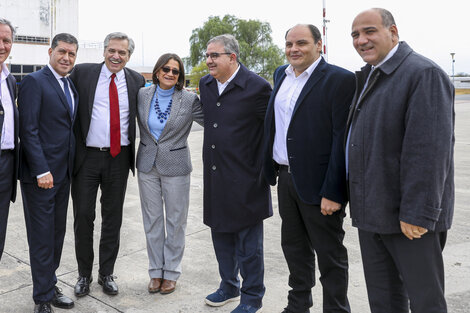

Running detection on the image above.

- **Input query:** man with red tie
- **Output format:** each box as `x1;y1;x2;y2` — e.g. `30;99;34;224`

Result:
69;32;145;297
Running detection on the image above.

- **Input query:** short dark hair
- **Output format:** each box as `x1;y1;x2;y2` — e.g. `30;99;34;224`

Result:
51;33;78;50
285;24;322;43
372;8;396;28
0;18;15;38
152;53;185;90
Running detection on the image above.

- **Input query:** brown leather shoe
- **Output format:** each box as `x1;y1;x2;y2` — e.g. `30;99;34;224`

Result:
160;279;176;294
148;278;162;293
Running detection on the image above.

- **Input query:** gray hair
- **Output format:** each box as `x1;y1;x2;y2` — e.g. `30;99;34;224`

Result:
207;34;240;62
104;32;135;56
372;8;396;28
0;17;15;38
51;33;78;50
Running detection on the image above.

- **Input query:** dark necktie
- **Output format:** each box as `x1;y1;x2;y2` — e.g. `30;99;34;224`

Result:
60;77;73;114
109;73;121;157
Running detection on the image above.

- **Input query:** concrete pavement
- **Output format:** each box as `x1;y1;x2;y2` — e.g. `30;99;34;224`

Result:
0;96;469;312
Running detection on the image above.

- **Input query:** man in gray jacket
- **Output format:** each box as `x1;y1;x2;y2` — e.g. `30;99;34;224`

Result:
346;8;454;313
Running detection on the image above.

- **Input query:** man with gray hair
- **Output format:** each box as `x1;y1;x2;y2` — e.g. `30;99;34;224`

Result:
0;17;18;262
347;8;454;313
199;34;272;313
70;32;145;297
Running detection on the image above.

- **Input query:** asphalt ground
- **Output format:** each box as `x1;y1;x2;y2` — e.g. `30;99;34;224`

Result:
0;95;469;313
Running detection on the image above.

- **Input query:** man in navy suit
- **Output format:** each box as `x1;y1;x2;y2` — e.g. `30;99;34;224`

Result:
263;24;355;313
0;17;18;262
199;34;272;313
19;33;78;313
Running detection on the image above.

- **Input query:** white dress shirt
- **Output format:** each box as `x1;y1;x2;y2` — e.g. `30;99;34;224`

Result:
217;64;240;95
273;56;322;166
0;63;14;150
86;64;130;148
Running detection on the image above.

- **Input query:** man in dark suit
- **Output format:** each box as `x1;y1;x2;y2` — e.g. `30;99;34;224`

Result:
199;34;272;313
19;33;78;313
263;24;355;313
69;32;145;297
346;9;454;313
0;18;18;262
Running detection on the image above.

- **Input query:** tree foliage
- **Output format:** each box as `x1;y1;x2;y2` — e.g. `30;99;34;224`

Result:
189;15;285;83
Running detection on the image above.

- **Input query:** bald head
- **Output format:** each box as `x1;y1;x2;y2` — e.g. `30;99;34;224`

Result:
351;8;399;66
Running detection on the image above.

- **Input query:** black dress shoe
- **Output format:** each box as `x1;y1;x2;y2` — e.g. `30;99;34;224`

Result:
52;286;74;309
74;275;93;297
34;302;54;313
98;273;119;295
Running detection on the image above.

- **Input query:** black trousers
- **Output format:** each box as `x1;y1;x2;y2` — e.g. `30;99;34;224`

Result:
21;179;70;304
277;167;350;313
72;147;130;277
0;149;14;260
358;229;447;313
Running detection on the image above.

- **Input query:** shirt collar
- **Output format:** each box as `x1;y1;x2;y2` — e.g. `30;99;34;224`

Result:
218;64;240;85
285;55;322;78
374;42;399;70
102;63;125;81
1;63;10;81
47;63;66;79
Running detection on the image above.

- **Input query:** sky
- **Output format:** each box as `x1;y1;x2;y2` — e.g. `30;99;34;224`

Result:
78;0;469;75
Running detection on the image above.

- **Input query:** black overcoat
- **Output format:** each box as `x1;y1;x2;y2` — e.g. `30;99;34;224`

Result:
199;64;272;232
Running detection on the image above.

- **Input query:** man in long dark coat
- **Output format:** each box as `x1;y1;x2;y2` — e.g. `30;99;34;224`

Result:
199;34;272;313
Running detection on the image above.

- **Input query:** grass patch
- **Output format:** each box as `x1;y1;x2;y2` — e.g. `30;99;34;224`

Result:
456;89;470;95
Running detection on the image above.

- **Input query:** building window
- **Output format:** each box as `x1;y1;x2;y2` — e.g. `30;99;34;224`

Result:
9;64;45;83
14;35;50;45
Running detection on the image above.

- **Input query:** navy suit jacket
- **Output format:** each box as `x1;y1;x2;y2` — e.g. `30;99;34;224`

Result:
0;73;18;201
263;58;355;205
18;66;78;184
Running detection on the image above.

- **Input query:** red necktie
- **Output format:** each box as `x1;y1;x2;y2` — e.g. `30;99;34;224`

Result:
109;73;121;157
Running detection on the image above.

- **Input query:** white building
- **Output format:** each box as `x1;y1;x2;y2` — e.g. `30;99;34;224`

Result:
1;0;102;82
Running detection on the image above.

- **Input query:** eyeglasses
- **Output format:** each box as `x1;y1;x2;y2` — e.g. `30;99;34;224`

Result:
161;67;180;75
205;52;232;60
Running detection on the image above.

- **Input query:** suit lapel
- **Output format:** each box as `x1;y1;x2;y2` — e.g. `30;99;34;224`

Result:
291;60;326;119
141;85;155;140
44;66;72;121
87;64;102;119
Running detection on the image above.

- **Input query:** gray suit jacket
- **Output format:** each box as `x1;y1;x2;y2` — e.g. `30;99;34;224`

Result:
346;41;455;234
136;85;203;176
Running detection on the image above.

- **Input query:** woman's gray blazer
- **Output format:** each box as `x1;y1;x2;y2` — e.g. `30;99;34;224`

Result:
136;85;203;176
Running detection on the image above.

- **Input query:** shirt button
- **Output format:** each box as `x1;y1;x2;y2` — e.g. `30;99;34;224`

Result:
216;102;221;107
213;123;218;128
211;144;216;149
212;165;216;170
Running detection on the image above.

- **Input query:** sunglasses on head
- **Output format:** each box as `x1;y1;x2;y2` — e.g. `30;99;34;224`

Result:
161;67;180;75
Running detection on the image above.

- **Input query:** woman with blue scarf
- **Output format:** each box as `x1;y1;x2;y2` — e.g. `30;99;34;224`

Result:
136;53;203;295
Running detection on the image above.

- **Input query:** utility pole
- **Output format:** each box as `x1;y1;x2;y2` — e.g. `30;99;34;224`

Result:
322;0;329;61
450;52;455;86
